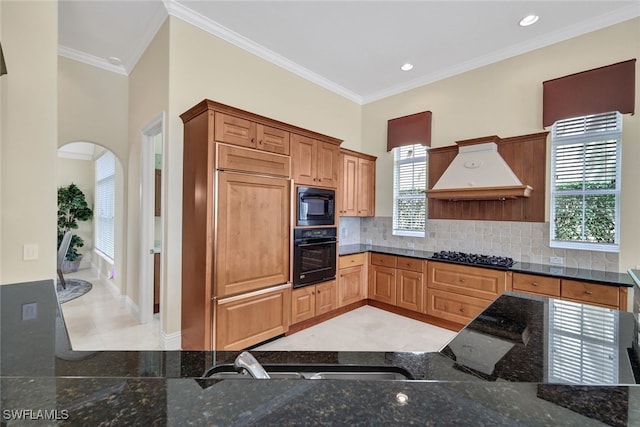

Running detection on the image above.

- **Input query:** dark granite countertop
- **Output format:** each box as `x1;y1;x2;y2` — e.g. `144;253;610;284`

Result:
628;269;640;288
339;244;634;287
1;280;639;426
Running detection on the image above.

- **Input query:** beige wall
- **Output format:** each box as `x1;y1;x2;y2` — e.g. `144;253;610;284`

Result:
362;18;640;272
128;20;170;321
58;57;128;293
0;1;58;284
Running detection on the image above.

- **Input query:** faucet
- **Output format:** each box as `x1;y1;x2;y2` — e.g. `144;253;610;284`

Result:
234;351;271;379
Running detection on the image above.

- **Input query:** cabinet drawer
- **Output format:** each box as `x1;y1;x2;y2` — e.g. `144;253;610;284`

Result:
370;253;397;268
427;261;507;300
339;253;366;269
513;273;560;297
397;256;424;273
217;143;291;178
561;280;619;308
214;112;256;148
426;289;490;325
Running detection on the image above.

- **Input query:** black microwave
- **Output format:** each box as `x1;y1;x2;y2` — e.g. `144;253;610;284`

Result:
297;187;335;226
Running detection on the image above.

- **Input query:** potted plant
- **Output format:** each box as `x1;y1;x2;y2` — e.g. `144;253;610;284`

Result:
58;183;93;273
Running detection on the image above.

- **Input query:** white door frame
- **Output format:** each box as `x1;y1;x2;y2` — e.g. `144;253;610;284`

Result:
139;113;165;324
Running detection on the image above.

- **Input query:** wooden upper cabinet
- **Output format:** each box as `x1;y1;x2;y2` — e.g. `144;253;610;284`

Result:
215;112;290;155
257;124;290;155
215;112;256;149
291;133;339;188
339;149;376;217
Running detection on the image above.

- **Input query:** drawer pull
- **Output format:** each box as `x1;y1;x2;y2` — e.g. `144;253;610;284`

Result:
459;307;465;313
531;282;539;287
459;279;465;283
584;290;593;295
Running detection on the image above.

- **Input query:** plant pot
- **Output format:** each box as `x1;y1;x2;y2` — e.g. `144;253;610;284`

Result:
62;255;83;274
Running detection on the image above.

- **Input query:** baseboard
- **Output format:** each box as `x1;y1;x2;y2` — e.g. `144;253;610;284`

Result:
161;330;182;350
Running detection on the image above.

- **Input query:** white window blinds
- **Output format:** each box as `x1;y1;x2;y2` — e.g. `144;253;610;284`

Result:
95;151;115;260
393;144;427;237
550;111;621;252
548;299;618;384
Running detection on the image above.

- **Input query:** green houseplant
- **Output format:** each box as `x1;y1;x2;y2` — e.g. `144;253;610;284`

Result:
58;183;93;272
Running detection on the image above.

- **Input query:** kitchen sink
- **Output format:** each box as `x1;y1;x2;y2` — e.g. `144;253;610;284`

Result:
203;364;413;381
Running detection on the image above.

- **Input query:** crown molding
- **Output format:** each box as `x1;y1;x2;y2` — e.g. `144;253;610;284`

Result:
363;4;640;104
58;45;128;76
163;0;363;105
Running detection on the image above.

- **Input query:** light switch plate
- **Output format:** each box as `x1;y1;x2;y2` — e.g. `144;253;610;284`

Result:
22;302;37;320
23;244;39;261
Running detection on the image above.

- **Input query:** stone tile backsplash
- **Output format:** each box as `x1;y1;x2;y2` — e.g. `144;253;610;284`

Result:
339;216;620;272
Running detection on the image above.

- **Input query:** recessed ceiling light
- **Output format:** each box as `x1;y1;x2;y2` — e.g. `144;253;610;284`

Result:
519;14;539;27
401;63;414;71
107;56;123;66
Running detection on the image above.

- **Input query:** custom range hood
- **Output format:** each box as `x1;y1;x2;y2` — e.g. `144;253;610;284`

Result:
428;137;532;201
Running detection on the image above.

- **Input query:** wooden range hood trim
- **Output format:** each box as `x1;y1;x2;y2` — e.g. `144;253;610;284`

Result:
427;185;533;201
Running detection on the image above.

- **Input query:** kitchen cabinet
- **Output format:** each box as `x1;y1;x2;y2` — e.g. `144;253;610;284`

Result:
426;261;509;325
339;149;376;217
338;253;367;307
291;133;339;188
184;100;338;350
215;284;290;350
369;254;426;312
512;272;627;310
214;112;291;155
291;280;337;324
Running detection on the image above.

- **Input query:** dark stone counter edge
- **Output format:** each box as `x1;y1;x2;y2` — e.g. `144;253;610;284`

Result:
628;269;640;288
339;244;634;287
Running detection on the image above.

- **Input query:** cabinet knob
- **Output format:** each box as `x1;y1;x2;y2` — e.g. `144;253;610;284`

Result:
318;178;322;182
459;279;465;283
531;282;539;287
459;307;465;313
584;290;593;295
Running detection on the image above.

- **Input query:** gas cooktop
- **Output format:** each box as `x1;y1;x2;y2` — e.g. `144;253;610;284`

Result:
431;251;515;269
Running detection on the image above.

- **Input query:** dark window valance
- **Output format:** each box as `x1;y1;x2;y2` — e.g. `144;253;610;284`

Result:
387;110;432;151
542;59;636;127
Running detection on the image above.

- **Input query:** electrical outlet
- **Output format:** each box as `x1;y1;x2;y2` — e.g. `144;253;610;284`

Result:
22;302;37;320
550;256;564;265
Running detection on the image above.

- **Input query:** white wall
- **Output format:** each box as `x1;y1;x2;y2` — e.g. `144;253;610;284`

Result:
362;18;640;272
0;1;58;284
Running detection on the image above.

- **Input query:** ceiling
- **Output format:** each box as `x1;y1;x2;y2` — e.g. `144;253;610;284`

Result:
58;1;640;104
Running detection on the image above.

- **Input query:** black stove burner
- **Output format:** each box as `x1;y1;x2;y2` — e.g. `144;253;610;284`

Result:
431;251;514;268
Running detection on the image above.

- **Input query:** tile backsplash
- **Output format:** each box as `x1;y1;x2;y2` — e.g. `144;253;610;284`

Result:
339;216;620;272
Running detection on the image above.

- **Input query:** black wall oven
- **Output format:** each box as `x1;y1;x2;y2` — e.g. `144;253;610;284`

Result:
297;187;335;226
293;227;337;288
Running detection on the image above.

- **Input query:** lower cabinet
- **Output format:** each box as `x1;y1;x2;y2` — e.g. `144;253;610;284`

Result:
215;283;290;350
426;261;508;325
368;254;425;312
291;280;337;324
338;253;367;307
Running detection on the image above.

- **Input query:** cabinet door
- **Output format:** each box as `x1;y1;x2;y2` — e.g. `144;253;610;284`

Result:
216;172;290;297
215;284;290;350
316;142;339;188
338;265;365;307
290;134;316;186
397;270;424;313
357;157;375;216
369;265;396;305
257;124;290;155
292;286;315;324
340;154;358;216
214;112;256;148
316;280;337;315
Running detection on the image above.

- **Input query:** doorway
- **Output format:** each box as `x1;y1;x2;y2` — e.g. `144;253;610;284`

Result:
140;114;164;325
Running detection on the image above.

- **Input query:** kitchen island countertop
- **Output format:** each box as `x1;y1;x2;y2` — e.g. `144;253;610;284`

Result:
1;280;639;426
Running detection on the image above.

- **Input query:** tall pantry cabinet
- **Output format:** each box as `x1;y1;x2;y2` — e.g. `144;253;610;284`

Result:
180;100;292;350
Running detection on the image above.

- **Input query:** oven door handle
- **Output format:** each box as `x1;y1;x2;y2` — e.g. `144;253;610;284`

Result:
295;240;337;247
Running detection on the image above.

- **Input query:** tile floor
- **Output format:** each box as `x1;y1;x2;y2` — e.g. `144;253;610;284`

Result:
60;270;457;353
60;269;162;351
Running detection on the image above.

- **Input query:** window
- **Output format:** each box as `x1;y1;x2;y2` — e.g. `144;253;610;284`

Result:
95;151;115;260
550;111;621;252
548;299;618;384
393;144;427;237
